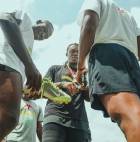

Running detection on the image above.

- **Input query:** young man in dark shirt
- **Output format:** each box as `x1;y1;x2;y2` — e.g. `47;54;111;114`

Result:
42;43;91;142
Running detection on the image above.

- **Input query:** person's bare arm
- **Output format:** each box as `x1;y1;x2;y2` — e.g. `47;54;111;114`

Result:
80;87;90;102
137;36;140;60
37;121;42;142
0;14;41;90
78;10;99;70
77;10;99;82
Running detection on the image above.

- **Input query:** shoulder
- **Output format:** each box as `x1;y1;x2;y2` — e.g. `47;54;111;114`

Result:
45;65;64;78
20;12;32;30
48;65;64;72
0;11;25;24
50;65;63;69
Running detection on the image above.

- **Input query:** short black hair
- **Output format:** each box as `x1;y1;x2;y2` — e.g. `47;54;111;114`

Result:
36;20;54;30
66;43;78;56
35;20;54;37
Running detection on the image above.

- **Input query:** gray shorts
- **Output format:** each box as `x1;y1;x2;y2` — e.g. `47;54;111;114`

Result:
88;43;140;117
43;123;91;142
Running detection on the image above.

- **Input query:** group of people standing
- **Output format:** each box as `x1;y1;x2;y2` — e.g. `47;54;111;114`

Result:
0;0;140;142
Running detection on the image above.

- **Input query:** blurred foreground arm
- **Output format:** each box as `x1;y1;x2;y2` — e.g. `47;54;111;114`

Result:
0;13;42;90
138;36;140;60
36;106;43;142
37;121;42;142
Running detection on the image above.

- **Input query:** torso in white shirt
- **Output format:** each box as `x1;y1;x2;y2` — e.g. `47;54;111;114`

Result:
78;0;140;58
0;11;34;83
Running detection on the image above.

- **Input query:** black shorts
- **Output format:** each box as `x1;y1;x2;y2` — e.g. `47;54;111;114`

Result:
0;64;18;72
88;43;140;117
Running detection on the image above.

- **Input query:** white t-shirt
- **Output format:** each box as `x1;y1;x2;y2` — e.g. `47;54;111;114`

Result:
7;99;43;142
0;11;34;83
78;0;140;58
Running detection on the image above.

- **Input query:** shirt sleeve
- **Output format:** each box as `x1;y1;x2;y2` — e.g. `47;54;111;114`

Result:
44;65;58;82
131;16;140;36
136;25;140;36
134;20;140;36
37;105;43;122
77;0;101;25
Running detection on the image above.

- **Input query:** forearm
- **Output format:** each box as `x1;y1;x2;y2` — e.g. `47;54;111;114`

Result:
0;19;34;67
78;11;98;70
81;89;90;102
78;22;95;68
37;131;42;142
37;124;42;142
137;36;140;60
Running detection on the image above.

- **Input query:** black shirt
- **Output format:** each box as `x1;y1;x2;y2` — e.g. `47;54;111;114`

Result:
44;65;91;134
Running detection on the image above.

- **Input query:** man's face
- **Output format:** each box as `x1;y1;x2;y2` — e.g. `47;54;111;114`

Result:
67;45;78;64
34;22;53;40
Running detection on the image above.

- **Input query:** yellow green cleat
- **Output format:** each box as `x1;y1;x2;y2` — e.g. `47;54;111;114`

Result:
23;77;72;105
41;78;71;104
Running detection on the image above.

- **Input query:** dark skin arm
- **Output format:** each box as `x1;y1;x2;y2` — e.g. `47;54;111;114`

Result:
76;10;99;82
80;87;90;102
36;121;42;142
137;36;140;60
0;14;41;91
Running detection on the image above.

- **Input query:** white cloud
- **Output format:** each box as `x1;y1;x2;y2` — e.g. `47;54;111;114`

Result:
0;0;34;12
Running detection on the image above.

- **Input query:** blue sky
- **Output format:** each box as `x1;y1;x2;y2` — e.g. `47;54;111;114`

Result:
28;0;140;25
0;0;140;141
29;0;84;26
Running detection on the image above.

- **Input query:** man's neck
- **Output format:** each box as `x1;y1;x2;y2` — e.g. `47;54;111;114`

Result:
68;63;77;71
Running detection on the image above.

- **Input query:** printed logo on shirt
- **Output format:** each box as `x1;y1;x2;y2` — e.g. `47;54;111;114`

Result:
24;104;33;110
20;103;36;118
115;7;128;14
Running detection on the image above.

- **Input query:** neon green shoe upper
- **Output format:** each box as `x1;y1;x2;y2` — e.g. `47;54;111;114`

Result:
41;77;71;104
